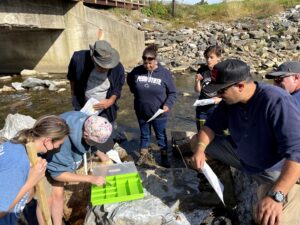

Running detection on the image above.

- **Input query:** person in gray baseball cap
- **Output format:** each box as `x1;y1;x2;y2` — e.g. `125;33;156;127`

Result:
266;61;300;106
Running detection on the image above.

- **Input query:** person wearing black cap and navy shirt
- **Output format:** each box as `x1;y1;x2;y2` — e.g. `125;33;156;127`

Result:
191;59;300;225
127;44;177;168
265;61;300;106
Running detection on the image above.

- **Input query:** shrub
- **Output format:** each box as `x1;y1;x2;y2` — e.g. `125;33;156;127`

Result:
141;2;169;18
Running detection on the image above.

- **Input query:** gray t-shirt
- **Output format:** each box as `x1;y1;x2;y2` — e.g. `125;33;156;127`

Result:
85;68;110;101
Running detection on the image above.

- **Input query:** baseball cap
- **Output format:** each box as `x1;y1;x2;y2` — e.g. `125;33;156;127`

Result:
266;61;300;79
84;115;112;144
204;59;251;94
89;40;120;69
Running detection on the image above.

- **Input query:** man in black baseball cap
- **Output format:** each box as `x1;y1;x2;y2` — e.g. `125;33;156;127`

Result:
265;61;300;106
191;59;300;225
204;59;253;105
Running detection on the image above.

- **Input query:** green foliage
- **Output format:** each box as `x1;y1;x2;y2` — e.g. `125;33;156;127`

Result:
141;2;169;18
141;7;153;17
135;0;300;28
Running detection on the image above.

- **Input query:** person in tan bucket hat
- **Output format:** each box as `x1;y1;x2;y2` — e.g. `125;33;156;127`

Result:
67;40;125;124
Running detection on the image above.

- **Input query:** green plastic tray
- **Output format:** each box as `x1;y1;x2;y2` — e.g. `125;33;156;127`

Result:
91;172;144;206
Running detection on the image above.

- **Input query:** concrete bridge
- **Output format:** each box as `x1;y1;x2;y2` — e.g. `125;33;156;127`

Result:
78;0;147;10
0;0;145;73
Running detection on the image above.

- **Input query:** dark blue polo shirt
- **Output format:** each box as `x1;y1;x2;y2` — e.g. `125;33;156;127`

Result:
205;82;300;173
292;90;300;107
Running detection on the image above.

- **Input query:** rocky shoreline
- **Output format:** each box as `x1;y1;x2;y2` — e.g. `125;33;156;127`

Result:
123;5;300;76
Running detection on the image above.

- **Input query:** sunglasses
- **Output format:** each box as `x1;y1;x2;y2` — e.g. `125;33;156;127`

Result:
217;83;238;95
142;56;155;61
274;75;292;83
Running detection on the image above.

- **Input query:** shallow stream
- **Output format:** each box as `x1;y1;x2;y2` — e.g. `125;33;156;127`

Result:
0;73;199;136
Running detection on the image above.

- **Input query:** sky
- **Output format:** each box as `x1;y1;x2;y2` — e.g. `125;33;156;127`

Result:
182;0;222;5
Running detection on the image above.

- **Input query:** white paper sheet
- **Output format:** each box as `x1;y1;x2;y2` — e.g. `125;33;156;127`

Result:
193;99;215;107
202;162;225;205
147;109;164;123
106;149;122;164
80;97;101;116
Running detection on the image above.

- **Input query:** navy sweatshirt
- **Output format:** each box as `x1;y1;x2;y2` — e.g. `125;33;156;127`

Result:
206;82;300;174
127;64;177;120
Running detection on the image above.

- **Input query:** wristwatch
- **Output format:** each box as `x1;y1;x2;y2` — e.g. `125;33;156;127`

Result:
267;190;286;203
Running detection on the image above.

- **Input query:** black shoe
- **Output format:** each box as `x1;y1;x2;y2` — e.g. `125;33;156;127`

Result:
160;150;170;168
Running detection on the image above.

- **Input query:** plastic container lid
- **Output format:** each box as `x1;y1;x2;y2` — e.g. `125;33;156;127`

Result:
92;161;138;177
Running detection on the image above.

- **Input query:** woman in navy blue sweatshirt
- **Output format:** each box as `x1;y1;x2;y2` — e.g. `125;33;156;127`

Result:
127;44;177;167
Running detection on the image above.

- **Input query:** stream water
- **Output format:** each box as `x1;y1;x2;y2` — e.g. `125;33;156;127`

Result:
0;73;199;136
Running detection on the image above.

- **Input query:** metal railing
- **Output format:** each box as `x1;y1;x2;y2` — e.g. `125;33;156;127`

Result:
79;0;148;9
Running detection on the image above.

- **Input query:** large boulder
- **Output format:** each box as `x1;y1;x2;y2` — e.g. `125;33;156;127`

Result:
21;77;57;91
0;113;36;141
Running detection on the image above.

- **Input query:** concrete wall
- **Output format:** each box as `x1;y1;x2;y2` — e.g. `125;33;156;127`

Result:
0;0;144;73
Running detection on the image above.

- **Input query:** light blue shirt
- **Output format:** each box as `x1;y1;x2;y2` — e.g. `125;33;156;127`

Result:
0;142;30;225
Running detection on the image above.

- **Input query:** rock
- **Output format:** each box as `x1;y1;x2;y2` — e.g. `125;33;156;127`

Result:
145;39;156;45
21;77;57;91
20;69;38;76
0;76;12;80
11;82;25;91
182;92;192;97
170;66;190;73
240;32;250;40
158;46;173;52
188;43;197;49
1;85;15;92
289;12;300;22
56;88;66;93
0;113;36;140
32;86;45;91
52;80;69;86
175;36;185;43
247;30;266;39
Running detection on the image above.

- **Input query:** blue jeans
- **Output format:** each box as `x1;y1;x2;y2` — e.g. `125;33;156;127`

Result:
196;104;217;131
138;117;168;150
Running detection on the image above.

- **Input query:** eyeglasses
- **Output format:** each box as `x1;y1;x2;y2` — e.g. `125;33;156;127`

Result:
217;83;237;95
274;75;292;84
142;56;155;61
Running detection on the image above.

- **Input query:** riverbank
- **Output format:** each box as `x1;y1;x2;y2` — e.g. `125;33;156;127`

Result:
113;3;300;77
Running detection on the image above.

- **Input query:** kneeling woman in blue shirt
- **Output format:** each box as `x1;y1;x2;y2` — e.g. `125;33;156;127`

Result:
0;115;69;225
127;44;177;167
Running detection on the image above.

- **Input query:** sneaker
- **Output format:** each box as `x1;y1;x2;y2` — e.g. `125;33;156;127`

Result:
160;150;170;168
136;148;156;166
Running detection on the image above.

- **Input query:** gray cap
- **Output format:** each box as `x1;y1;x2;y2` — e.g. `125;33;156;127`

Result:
266;61;300;79
89;40;120;69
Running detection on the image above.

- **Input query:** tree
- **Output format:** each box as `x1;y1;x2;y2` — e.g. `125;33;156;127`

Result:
197;0;208;5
